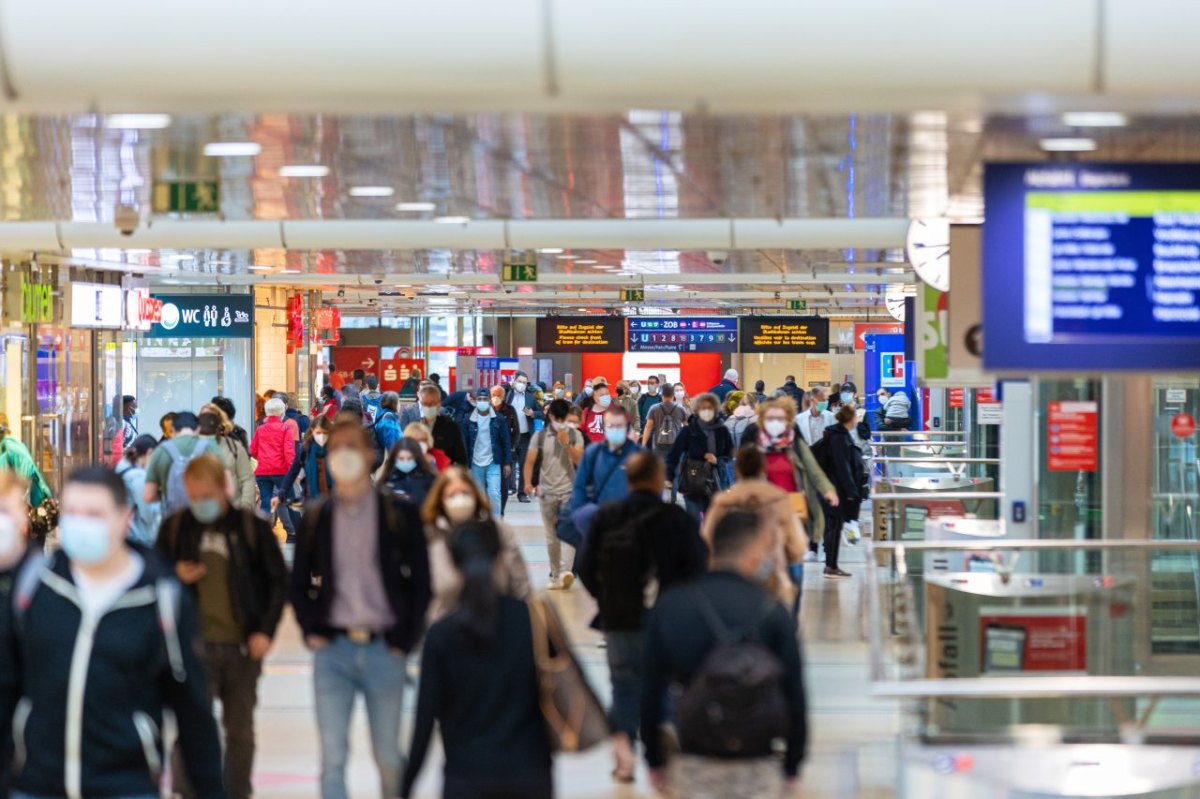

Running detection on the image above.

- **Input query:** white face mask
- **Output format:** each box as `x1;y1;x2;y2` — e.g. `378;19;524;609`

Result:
698;409;716;423
421;404;439;420
328;448;368;484
567;421;580;429
764;419;789;438
551;420;566;431
313;433;329;448
0;513;19;557
443;493;477;523
514;381;527;393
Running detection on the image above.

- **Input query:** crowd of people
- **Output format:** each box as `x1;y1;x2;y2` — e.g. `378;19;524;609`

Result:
0;365;884;799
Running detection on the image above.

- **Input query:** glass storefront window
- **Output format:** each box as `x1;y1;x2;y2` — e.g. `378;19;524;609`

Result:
136;338;253;439
1036;378;1104;541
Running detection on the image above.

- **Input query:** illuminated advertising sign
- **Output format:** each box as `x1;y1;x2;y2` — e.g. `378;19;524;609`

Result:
739;316;830;353
536;316;625;353
628;317;738;353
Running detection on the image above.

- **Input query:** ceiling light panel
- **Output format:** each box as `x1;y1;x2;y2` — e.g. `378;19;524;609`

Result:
204;142;262;157
280;165;330;178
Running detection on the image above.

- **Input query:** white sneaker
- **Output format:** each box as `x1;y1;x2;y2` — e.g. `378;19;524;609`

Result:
844;520;862;545
803;551;818;563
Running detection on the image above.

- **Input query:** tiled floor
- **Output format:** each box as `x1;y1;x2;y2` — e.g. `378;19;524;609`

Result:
250;499;902;798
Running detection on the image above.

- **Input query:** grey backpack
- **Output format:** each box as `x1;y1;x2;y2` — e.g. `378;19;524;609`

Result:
159;439;207;515
655;404;684;451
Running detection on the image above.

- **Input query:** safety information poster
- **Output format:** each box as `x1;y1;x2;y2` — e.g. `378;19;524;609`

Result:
1047;401;1098;471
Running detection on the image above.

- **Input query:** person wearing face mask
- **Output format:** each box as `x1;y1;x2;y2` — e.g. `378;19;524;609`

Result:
523;399;585;590
488;386;521;514
381;437;437;508
674;383;693;417
708;368;740;403
569;405;642;542
739;397;839;568
419;466;530;623
614;381;643;438
574;378;596;408
637;375;662;423
464;388;513;518
272;415;335;534
725;392;759;447
578;453;708;783
640;510;808;799
0;466;226;799
815;405;867;579
403;385;468;467
115;434;162;546
581;381;613;444
551;380;567;401
156;455;288;799
799;386;837;447
290;419;432;799
666;393;735;521
505;371;544;504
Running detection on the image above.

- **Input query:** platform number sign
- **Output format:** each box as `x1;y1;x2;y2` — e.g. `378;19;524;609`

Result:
880;352;906;387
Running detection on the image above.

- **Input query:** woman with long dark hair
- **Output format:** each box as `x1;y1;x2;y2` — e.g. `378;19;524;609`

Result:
271;415;335;538
401;520;554;799
665;392;735;521
380;436;437;507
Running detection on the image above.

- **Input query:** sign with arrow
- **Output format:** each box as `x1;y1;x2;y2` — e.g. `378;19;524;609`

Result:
853;322;904;350
331;346;381;381
787;299;807;311
621;288;645;303
502;259;538;282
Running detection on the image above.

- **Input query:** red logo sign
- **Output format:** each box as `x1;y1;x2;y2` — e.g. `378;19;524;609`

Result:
854;322;904;350
379;358;426;394
1172;413;1196;439
138;296;163;324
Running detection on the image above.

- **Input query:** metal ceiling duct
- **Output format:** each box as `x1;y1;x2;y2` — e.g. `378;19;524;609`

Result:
1;218;910;252
0;1;1185;114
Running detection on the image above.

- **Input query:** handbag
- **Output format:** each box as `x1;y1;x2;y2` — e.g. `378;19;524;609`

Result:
678;457;715;496
787;491;809;523
527;595;611;752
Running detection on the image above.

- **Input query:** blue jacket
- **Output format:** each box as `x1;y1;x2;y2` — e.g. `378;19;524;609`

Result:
399;404;422;430
285;408;310;437
709;379;739;402
465;412;512;467
572;439;642;510
374;410;402;455
504;389;544;427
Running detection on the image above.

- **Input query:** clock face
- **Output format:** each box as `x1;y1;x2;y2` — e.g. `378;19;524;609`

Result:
886;285;908;322
906;217;951;292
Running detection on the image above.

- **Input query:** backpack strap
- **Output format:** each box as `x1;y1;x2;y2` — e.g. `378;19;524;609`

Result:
155;577;186;682
688;586;734;645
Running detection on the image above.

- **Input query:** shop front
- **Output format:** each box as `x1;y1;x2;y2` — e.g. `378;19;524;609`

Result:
136;293;254;439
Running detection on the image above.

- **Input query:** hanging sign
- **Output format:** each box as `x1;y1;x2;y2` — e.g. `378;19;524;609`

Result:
20;275;54;323
148;295;254;338
286;294;305;353
1047;401;1099;472
854;322;905;350
739;316;830;353
330;346;380;381
125;287;163;331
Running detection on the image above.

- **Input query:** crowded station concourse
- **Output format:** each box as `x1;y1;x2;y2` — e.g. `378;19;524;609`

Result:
3;3;1200;798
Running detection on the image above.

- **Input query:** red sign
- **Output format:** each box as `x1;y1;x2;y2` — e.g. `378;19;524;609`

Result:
286;294;305;354
976;387;998;404
456;346;477;356
854;322;904;350
379;358;426;394
330;346;380;383
1047;401;1098;472
1172;412;1196;439
979;614;1087;672
949;388;964;408
314;307;341;345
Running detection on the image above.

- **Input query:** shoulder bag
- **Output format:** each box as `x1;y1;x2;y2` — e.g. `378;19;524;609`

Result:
528;595;611;752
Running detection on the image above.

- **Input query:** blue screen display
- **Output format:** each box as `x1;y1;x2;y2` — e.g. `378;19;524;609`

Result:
627;317;739;352
983;162;1200;370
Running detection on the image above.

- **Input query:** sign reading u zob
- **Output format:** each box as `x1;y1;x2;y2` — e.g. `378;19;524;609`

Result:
739;316;830;353
147;295;254;338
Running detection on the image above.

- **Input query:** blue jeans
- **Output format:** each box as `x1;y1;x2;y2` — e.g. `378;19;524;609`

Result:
684;493;711;523
470;462;503;517
313;636;407;799
605;630;645;739
257;475;297;539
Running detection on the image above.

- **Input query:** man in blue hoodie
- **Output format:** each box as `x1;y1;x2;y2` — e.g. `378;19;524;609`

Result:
571;405;643;537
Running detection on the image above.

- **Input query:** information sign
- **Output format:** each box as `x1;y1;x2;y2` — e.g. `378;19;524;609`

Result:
854;322;904;350
628;317;738;353
331;346;380;381
68;283;124;329
1047;401;1099;472
739;316;829;353
148;295;254;338
977;403;1004;425
787;299;807;311
152;181;220;213
536;317;625;353
1172;413;1196;439
502;261;538;282
622;288;645;303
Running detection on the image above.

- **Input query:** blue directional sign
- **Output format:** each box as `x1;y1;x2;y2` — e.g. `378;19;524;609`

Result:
147;294;254;339
628;317;739;352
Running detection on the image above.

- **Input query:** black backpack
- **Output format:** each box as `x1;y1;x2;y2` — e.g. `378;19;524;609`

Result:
596;507;657;627
675;588;789;758
808;428;836;477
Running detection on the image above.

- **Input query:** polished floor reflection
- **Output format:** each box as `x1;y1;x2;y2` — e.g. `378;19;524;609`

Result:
252;499;900;798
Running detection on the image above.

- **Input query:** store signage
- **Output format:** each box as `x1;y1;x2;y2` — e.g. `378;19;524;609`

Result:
148;294;254;338
152;180;220;214
919;283;948;381
948;388;964;408
739;316;829;353
977;387;998;404
879;352;906;388
379;358;426;394
1172;412;1196;439
536;316;625;353
286;294;305;353
627;317;738;353
330;347;380;380
854;322;904;350
68;283;124;329
20;276;53;323
1047;401;1098;472
125;287;163;331
456;346;478;356
314;307;341;345
983;163;1200;371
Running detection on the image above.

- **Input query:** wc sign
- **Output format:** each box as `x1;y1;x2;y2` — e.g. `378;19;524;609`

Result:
880;352;906;387
147;294;254;339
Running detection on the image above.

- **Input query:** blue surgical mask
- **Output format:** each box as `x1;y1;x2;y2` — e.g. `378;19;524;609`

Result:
554;388;565;398
605;427;628;446
60;515;112;566
189;499;223;525
395;459;418;474
476;400;490;413
816;401;829;412
840;392;854;404
597;395;612;408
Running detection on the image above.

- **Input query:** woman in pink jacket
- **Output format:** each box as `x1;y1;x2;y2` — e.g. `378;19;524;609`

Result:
250;397;297;536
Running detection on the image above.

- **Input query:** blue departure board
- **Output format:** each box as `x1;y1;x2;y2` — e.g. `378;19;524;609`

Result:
627;317;739;352
984;163;1200;371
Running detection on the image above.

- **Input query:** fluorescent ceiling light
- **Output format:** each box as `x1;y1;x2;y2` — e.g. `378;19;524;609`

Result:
105;113;172;130
396;201;437;212
434;216;470;224
575;259;598;265
248;265;273;271
577;307;588;312
538;248;563;255
349;186;395;198
204;142;262;157
279;165;329;178
556;254;577;261
1039;137;1097;152
280;268;302;274
1062;111;1128;128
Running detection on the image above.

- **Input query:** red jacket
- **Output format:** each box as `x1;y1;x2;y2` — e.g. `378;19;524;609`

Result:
251;416;296;476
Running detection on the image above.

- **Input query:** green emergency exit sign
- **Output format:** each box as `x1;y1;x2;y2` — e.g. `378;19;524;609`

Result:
153;181;220;213
502;261;538;282
622;288;645;302
787;299;807;311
